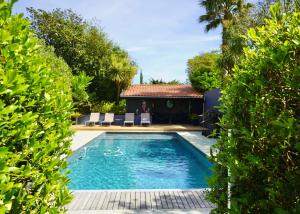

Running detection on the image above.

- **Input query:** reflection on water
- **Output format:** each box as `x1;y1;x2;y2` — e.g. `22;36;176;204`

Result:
104;147;124;156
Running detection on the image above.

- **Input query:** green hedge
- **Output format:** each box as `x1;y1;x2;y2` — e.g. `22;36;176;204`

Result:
0;1;73;213
208;4;300;213
187;51;222;92
91;100;126;115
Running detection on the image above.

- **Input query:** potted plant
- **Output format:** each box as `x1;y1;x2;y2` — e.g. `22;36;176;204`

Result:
189;113;199;126
71;112;81;125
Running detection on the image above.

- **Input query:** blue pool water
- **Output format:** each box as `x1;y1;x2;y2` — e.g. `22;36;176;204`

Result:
68;132;213;189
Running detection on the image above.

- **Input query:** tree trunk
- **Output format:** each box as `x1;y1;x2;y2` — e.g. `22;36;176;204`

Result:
221;24;229;78
116;83;120;105
221;7;231;77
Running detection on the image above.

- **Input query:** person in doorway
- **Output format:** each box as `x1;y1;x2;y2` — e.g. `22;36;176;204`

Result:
141;100;150;113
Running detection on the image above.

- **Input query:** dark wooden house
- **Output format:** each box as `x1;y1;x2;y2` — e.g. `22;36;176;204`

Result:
120;84;203;124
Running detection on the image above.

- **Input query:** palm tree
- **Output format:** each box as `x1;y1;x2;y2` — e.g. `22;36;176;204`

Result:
199;0;243;49
199;0;252;73
110;56;125;105
110;53;137;104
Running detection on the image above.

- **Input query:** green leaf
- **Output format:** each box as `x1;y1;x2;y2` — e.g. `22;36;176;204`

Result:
275;208;289;214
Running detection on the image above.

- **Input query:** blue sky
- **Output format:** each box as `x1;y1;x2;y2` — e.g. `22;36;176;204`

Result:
14;0;222;83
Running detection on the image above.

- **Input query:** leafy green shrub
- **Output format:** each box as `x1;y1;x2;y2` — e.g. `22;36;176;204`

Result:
72;72;93;109
38;41;92;114
71;112;81;125
208;4;300;213
0;1;73;213
28;7;137;103
91;101;114;113
39;43;73;96
112;100;126;115
187;51;222;91
91;100;126;114
149;78;182;84
189;113;199;120
40;42;92;113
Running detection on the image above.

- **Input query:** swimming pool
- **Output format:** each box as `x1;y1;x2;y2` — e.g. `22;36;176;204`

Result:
68;132;213;190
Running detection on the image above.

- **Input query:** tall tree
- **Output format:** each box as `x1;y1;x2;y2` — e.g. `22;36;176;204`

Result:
38;43;92;110
110;53;137;104
139;70;144;84
219;0;299;75
28;8;137;103
254;0;300;25
199;0;252;74
187;51;222;91
149;78;182;85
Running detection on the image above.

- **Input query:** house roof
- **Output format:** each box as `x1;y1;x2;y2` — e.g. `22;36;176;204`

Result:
121;84;203;98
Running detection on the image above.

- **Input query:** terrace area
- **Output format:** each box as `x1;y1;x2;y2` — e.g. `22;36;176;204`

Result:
71;124;206;132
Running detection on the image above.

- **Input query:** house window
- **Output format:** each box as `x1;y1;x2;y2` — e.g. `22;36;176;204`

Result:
166;100;174;109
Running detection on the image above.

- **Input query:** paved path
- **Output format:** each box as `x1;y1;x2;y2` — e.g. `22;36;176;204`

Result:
177;132;216;157
67;189;215;213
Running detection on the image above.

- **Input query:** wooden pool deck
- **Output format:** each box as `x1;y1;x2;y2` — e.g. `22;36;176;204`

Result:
67;189;215;213
71;124;206;132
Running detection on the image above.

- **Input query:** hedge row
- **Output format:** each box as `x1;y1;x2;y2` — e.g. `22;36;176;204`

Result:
208;4;300;213
0;1;73;213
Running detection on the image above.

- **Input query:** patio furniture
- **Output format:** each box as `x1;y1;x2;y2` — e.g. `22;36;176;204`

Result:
200;109;221;137
124;113;134;126
100;113;114;126
85;113;100;126
141;113;151;126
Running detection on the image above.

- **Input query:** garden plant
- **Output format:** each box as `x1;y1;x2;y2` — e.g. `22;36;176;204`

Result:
0;1;73;212
208;3;300;213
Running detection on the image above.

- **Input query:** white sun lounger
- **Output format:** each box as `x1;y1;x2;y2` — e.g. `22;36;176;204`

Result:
100;113;114;126
141;113;151;126
124;113;134;126
85;113;100;126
